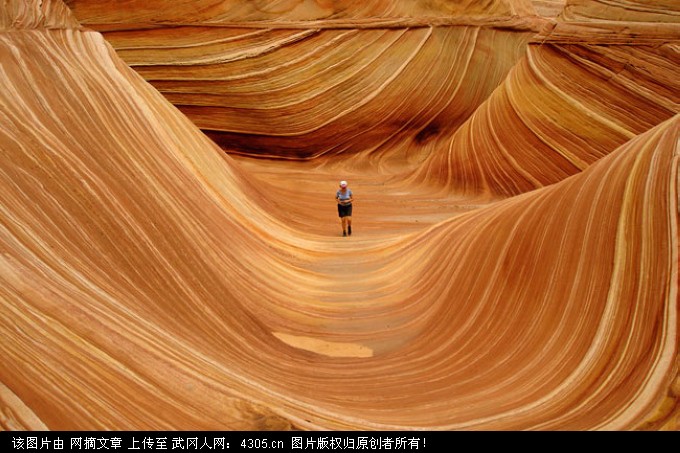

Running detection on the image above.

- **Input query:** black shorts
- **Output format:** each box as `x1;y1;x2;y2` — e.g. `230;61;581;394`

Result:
338;203;352;218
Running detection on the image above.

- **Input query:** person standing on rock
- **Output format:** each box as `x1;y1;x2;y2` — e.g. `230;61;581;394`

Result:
336;180;353;237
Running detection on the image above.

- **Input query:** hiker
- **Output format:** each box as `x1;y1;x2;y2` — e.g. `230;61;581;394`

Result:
336;180;353;237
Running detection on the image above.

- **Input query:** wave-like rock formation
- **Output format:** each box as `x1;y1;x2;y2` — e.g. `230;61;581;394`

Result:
0;0;678;431
561;0;680;22
66;0;539;23
410;39;679;197
65;0;544;165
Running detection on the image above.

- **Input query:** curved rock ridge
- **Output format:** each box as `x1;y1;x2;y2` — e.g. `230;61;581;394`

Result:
536;0;680;44
142;26;532;165
408;42;680;197
560;0;680;23
67;0;538;25
0;0;678;431
0;25;305;430
1;0;81;30
69;3;541;164
65;0;678;184
532;1;566;17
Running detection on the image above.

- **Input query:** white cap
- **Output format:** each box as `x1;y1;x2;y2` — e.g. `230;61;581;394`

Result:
339;180;347;187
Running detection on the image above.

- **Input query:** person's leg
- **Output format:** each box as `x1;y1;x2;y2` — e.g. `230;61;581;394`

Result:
341;216;347;236
338;204;345;236
346;205;353;235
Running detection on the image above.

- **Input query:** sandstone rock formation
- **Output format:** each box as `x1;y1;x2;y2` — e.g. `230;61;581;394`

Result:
0;0;677;431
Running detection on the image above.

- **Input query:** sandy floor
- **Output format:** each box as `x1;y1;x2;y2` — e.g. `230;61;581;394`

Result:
234;156;489;239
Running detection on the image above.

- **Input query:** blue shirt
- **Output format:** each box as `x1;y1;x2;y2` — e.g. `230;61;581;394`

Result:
336;188;352;202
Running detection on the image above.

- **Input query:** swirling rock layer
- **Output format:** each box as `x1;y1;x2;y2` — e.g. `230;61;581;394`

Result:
0;0;678;431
